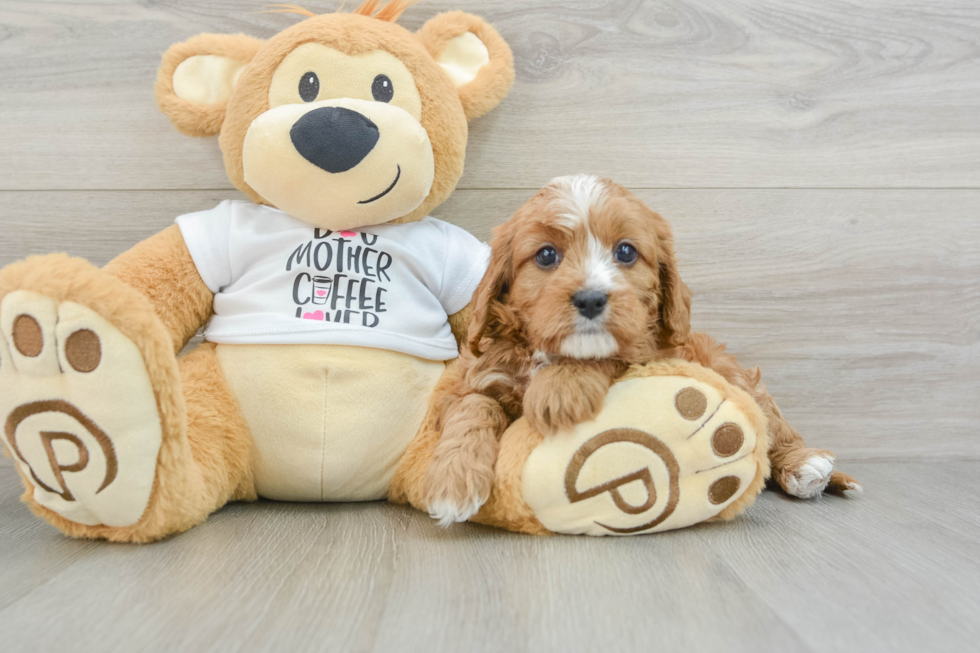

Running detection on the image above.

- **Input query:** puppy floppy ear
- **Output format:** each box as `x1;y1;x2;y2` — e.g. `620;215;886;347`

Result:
651;213;692;349
418;11;515;121
156;33;264;137
467;222;515;357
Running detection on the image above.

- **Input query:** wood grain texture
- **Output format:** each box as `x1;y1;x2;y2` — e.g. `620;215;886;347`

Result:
0;1;978;190
695;461;980;652
1;1;978;649
2;188;977;460
1;462;978;653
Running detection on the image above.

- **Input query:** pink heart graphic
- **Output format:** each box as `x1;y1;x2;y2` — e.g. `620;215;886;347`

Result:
303;310;325;320
316;290;327;296
340;231;357;238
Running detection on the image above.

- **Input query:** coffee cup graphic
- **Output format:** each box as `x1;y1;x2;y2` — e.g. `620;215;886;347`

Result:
312;276;332;305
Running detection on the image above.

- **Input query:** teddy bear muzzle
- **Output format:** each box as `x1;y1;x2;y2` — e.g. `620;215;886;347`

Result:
242;97;435;231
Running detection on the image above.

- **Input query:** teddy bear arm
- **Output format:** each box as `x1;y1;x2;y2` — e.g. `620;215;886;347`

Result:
448;301;474;349
102;225;214;354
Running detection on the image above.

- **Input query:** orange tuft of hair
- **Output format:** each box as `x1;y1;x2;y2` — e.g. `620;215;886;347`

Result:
262;4;316;18
263;1;418;22
352;0;381;15
354;0;419;21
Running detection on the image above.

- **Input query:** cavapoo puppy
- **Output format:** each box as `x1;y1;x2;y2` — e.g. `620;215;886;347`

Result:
425;175;860;525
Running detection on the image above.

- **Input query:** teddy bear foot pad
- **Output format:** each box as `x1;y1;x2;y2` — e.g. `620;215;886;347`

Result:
0;290;162;527
521;363;767;536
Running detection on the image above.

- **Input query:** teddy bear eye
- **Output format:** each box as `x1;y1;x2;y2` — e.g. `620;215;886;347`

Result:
372;74;394;103
299;72;319;102
535;245;560;269
615;241;638;265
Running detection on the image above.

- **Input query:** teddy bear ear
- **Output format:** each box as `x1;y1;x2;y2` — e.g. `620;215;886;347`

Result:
156;33;264;137
418;12;515;121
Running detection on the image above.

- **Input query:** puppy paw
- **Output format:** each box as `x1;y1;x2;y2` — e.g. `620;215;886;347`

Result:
777;450;836;499
826;470;863;495
524;365;609;435
425;473;491;528
427;494;488;528
424;442;496;528
424;394;505;527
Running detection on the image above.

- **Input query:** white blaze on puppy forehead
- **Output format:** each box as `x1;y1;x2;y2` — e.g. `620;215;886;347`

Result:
549;174;607;228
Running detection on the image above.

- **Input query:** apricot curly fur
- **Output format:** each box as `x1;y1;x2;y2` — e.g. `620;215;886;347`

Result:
420;177;856;530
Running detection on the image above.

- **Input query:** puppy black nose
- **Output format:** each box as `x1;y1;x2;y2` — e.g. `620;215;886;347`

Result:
290;106;380;174
572;290;608;319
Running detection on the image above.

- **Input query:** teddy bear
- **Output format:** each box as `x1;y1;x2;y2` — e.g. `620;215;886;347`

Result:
0;1;831;542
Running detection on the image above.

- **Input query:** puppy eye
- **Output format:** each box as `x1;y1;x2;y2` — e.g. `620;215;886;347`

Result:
372;74;394;102
299;72;319;102
615;241;638;265
535;246;560;269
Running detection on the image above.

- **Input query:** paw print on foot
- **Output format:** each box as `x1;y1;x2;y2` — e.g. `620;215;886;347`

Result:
0;291;163;527
521;367;765;536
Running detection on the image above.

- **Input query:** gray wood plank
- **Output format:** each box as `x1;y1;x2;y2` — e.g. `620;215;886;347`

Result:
0;498;407;651
368;515;807;653
0;1;978;191
1;462;978;652
1;188;977;460
0;468;112;612
697;462;980;653
0;189;248;267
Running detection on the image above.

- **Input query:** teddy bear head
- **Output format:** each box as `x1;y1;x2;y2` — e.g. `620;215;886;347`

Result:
155;1;513;231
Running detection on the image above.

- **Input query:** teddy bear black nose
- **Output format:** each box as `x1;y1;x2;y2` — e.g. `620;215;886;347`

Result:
572;290;608;320
290;106;380;174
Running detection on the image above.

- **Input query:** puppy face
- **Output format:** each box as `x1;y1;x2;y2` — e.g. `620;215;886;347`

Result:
470;175;691;360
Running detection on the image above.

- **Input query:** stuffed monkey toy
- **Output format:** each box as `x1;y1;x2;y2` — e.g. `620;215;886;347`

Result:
0;2;833;542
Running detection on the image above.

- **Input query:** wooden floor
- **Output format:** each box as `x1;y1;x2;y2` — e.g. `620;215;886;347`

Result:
1;1;978;651
2;460;979;652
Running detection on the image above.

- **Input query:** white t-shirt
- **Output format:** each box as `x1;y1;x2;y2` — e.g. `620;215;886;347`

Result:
176;201;489;361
